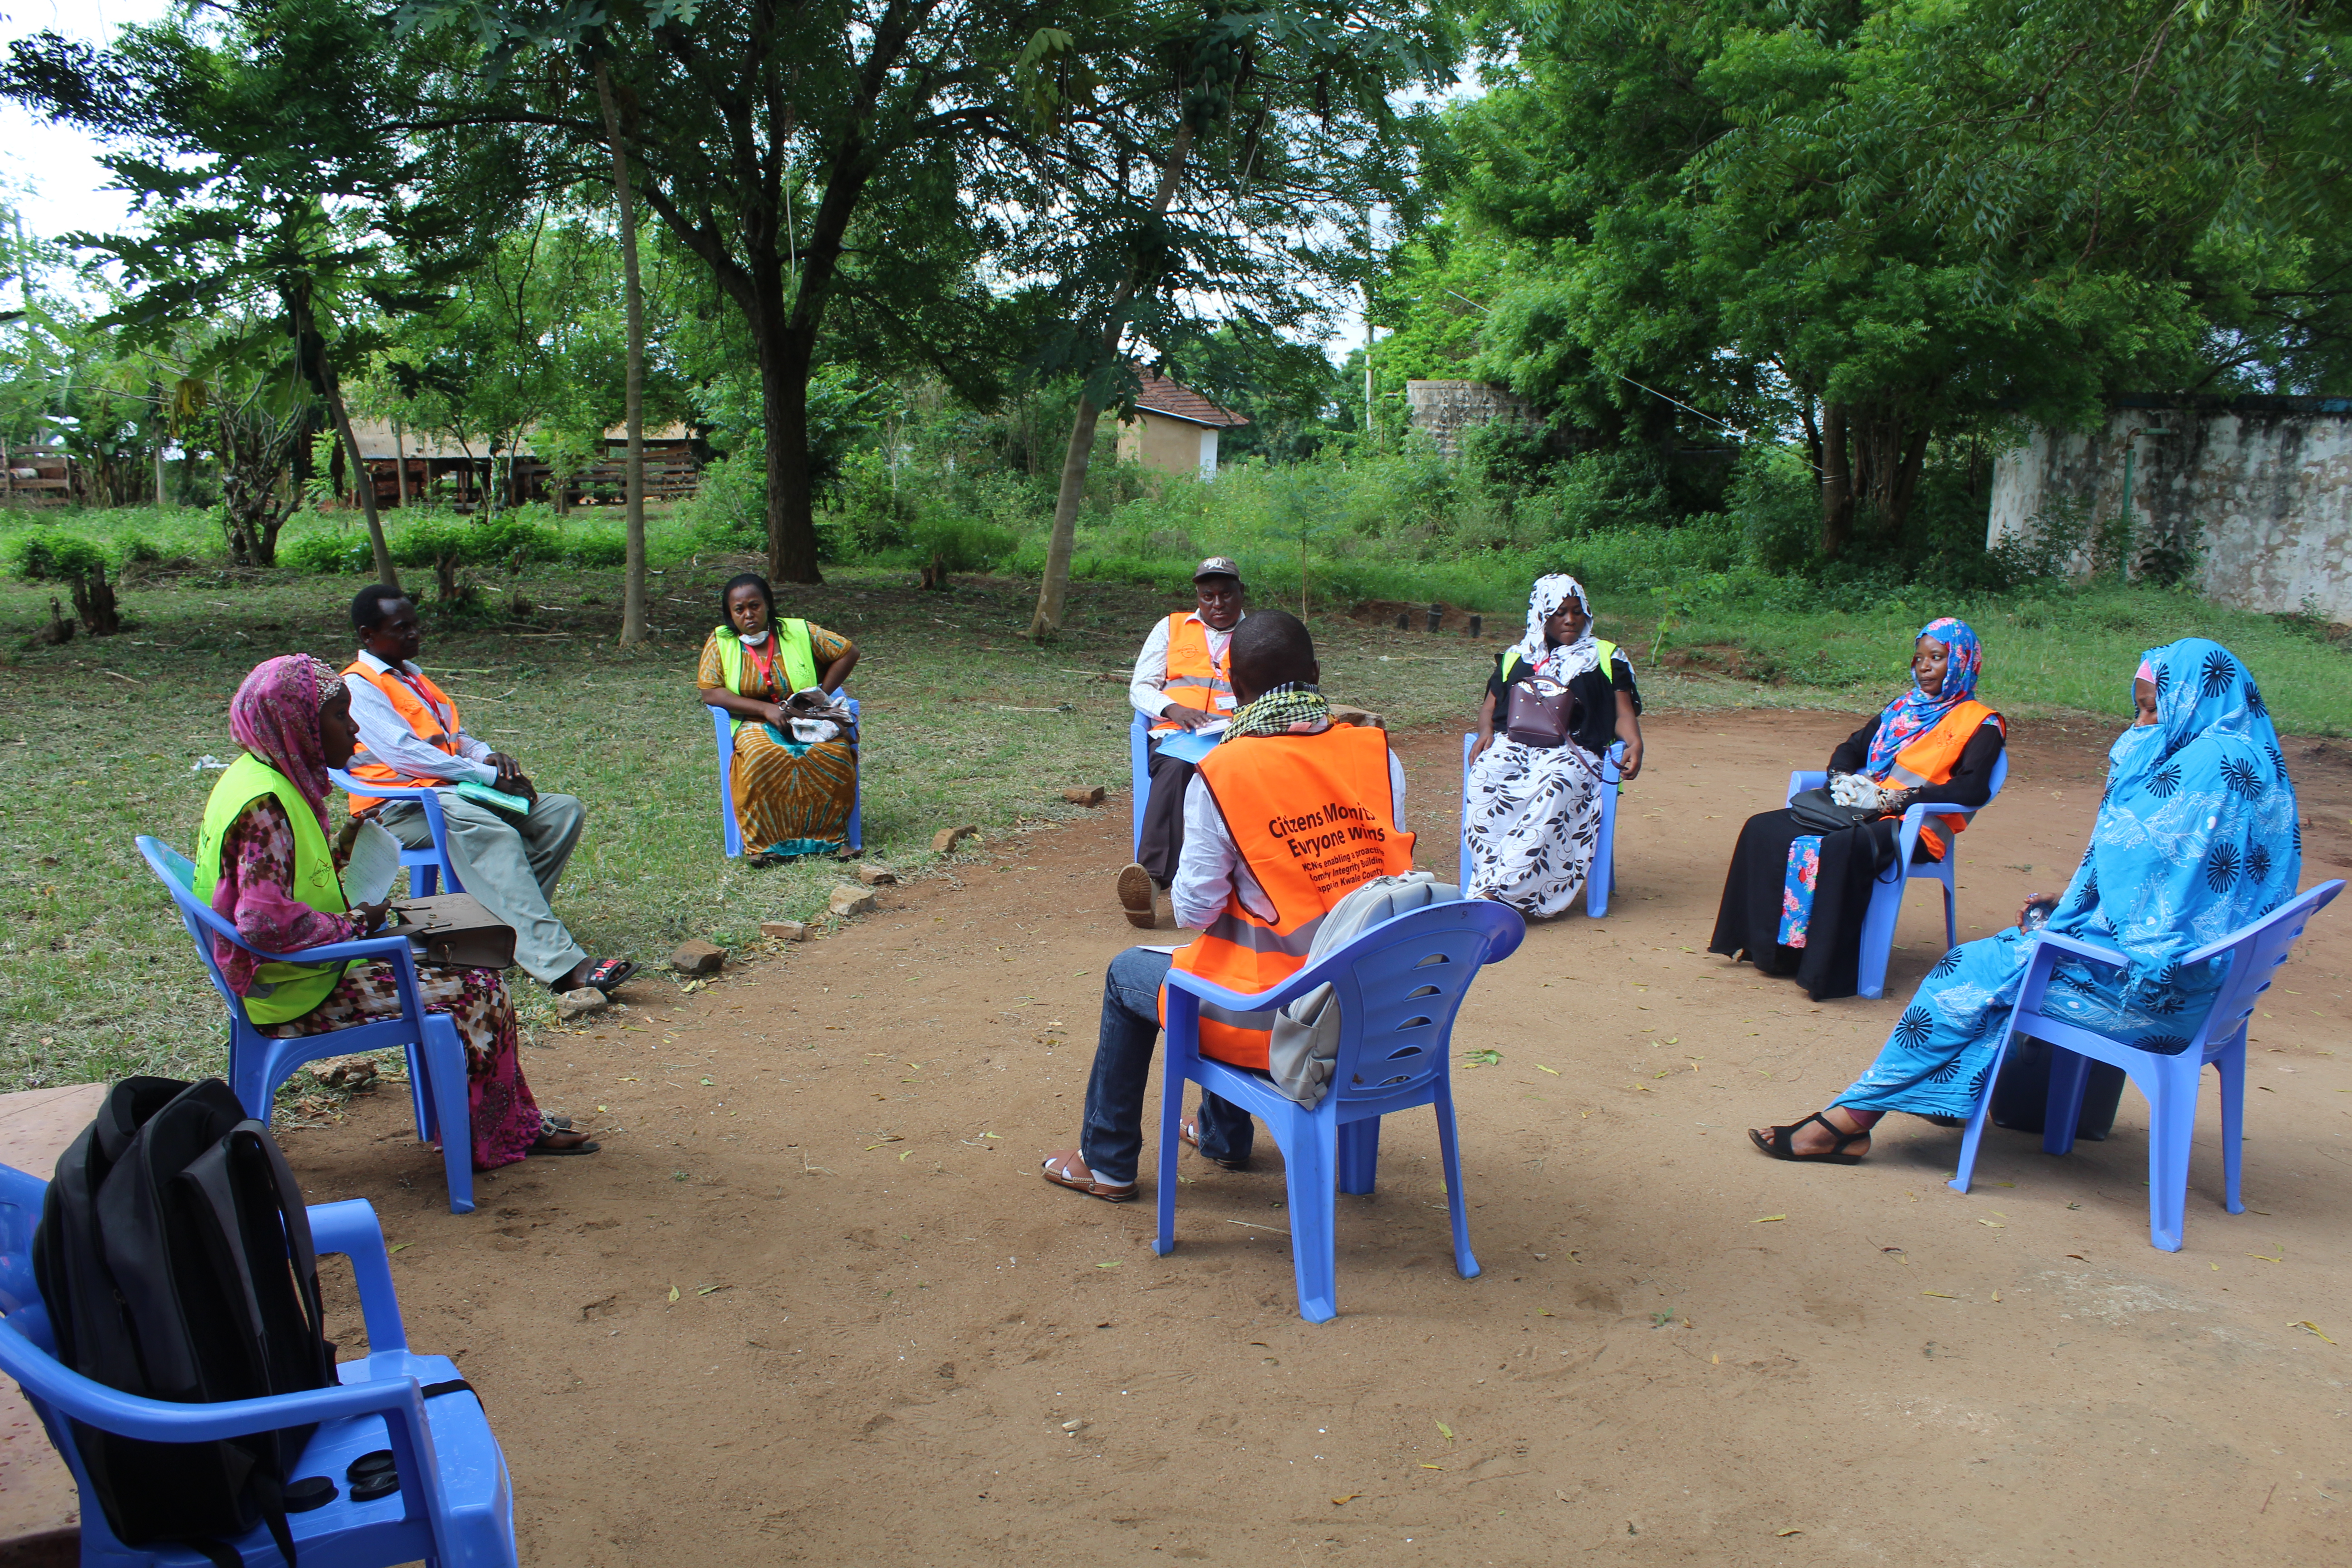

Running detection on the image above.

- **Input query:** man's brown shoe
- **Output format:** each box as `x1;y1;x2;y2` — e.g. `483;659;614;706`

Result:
1116;862;1157;929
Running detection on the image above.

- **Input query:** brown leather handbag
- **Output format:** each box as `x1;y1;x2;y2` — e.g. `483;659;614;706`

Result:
386;893;517;970
1503;677;1577;749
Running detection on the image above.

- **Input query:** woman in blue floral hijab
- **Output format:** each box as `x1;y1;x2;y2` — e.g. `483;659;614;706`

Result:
1752;638;2301;1162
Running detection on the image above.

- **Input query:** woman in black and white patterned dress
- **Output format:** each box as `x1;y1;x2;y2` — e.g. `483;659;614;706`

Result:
1465;575;1645;916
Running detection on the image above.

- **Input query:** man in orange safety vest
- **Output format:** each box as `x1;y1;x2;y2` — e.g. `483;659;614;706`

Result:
1117;557;1248;928
1044;609;1413;1202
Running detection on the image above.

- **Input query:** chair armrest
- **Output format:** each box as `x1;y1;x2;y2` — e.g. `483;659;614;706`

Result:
0;1320;434;1443
241;932;421;968
1162;960;1331;1016
306;1199;409;1354
1786;770;1826;806
2032;930;2129;968
328;769;444;803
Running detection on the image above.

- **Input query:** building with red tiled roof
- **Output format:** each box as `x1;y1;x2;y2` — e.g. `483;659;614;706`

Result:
1116;368;1250;479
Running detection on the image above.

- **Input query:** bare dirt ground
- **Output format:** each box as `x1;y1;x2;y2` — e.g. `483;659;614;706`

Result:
283;710;2352;1567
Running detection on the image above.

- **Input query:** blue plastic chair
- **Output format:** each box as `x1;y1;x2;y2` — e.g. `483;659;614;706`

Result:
326;771;464;897
1950;879;2342;1251
1784;750;2010;999
1155;899;1527;1323
136;836;475;1216
0;1163;518;1568
710;698;862;859
1129;710;1153;858
1457;736;1623;916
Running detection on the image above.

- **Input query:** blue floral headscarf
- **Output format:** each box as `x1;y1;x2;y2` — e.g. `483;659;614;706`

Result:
2047;637;2300;1005
1865;617;1984;777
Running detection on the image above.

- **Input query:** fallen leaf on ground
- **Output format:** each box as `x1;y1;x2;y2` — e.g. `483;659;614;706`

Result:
1536;1064;1559;1075
1922;1291;1956;1299
1777;1528;1804;1537
1977;1220;2005;1228
2293;1321;2336;1343
1754;1214;1786;1223
667;1285;680;1302
1331;1494;1359;1506
1420;1464;1445;1470
1991;1291;2002;1303
1097;1260;1122;1269
388;1243;411;1254
697;1284;726;1296
1436;1421;1454;1441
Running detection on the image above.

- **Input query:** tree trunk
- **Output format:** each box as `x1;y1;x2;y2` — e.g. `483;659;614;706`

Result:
1818;401;1852;559
760;289;823;583
598;61;652;643
1031;394;1105;636
1027;120;1198;640
393;421;408;507
302;295;397;588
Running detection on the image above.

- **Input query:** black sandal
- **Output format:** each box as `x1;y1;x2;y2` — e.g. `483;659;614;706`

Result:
1749;1112;1870;1164
581;958;635;995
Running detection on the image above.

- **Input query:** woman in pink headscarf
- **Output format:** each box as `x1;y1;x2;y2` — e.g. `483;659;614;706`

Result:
198;654;596;1169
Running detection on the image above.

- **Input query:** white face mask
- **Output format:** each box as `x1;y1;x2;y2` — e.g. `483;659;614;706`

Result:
739;627;770;647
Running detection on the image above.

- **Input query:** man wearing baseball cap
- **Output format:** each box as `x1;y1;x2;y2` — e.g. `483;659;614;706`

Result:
1118;558;1247;926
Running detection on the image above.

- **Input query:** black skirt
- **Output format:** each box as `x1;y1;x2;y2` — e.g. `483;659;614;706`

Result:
1707;808;1909;1002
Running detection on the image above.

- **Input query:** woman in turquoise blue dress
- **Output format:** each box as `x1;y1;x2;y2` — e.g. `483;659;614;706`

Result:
1752;637;2301;1162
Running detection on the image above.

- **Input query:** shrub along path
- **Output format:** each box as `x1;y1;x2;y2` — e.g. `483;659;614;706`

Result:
269;710;2352;1566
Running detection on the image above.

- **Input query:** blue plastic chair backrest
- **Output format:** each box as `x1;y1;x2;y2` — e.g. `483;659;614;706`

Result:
2180;879;2343;1052
0;1162;41;1317
1320;900;1526;1105
136;834;254;1019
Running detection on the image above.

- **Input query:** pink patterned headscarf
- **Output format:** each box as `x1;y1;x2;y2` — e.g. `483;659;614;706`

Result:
228;654;346;832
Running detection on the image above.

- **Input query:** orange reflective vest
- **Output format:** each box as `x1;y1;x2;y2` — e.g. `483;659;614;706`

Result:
341;659;467;814
1880;701;2003;859
1164;724;1416;1069
1152;613;1238;733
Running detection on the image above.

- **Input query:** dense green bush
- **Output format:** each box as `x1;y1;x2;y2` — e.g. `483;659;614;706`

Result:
9;531;110;581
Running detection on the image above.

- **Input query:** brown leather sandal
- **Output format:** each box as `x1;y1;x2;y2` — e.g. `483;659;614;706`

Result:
1040;1151;1136;1202
1749;1112;1870;1164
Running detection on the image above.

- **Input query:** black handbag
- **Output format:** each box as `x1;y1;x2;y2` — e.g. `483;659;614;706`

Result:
1786;787;1885;834
1787;787;1902;875
1503;677;1578;748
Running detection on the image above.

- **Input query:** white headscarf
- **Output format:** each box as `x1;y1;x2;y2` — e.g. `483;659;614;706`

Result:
1514;574;1600;683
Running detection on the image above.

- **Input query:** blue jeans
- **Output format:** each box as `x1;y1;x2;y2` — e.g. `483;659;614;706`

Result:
1080;947;1254;1186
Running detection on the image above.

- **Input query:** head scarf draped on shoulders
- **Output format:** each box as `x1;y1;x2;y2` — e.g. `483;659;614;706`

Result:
228;653;346;833
2048;637;2300;1004
1514;574;1601;685
1863;616;1984;778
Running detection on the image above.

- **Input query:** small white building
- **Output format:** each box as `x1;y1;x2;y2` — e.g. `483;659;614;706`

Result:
1115;371;1250;479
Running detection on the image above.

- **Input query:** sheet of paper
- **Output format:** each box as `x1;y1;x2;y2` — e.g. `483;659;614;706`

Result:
342;818;403;905
1130;945;1185;955
1153;729;1220;766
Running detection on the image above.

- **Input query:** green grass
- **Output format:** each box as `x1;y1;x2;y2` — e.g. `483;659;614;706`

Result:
3;498;2346;1096
1653;584;2352;733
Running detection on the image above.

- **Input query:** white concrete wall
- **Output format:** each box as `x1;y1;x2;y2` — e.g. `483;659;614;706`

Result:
1987;406;2352;620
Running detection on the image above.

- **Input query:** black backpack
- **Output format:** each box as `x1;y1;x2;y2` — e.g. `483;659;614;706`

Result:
34;1077;336;1565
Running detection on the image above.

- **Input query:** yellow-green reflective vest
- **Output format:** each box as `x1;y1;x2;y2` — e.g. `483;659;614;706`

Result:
712;621;818;734
1499;638;1620;686
196;752;351;1025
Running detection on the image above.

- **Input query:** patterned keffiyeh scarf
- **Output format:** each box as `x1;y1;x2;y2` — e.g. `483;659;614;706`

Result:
1220;682;1331;741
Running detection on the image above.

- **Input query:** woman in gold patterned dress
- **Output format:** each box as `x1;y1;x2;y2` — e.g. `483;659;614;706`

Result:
697;573;861;861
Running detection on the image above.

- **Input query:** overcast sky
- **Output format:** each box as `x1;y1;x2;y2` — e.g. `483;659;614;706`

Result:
3;0;1393;359
1;0;175;247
